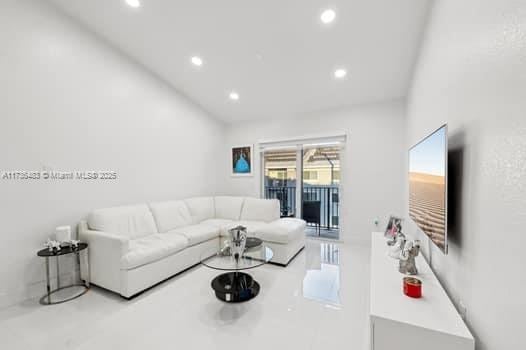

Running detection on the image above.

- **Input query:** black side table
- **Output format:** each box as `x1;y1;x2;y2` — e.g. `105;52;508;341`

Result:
37;243;90;305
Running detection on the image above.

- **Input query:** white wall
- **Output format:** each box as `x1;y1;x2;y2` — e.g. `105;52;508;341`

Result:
0;0;224;308
221;100;407;241
406;1;526;349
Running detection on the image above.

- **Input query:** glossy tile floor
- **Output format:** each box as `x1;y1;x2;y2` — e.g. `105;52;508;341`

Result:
0;238;371;350
305;226;340;240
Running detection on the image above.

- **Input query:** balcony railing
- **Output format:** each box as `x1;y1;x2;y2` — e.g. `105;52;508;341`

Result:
264;186;340;230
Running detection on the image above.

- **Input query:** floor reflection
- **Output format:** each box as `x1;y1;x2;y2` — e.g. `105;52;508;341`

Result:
302;243;341;304
305;226;340;240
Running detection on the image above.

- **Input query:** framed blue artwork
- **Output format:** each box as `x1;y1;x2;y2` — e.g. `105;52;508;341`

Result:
231;145;253;176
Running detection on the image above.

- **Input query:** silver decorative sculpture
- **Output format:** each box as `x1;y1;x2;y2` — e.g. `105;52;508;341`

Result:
228;226;247;261
387;231;406;247
387;232;407;255
388;235;421;275
398;240;420;275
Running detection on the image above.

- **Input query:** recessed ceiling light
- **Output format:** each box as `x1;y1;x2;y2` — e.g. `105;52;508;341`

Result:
191;56;203;67
334;68;347;79
229;91;240;101
125;0;141;8
320;9;336;24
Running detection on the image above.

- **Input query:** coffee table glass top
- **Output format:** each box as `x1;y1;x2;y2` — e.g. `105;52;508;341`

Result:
200;245;273;271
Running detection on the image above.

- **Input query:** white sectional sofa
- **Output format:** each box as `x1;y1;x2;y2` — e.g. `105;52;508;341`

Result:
79;196;306;298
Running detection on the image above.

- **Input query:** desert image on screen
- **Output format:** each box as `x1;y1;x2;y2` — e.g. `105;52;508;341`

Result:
409;126;446;251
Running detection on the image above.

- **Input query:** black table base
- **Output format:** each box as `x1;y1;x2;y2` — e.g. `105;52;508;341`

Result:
39;284;89;305
211;272;260;302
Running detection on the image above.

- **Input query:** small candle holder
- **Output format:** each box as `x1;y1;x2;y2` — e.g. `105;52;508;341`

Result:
403;277;422;298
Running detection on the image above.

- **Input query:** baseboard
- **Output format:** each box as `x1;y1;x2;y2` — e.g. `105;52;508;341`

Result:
0;272;78;310
120;261;203;300
117;247;306;299
1;246;307;307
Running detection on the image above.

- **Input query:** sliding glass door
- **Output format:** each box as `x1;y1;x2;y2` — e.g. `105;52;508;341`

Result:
301;146;340;239
262;141;342;240
263;148;298;217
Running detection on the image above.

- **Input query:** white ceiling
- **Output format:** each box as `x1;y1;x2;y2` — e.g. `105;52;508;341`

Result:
48;0;431;123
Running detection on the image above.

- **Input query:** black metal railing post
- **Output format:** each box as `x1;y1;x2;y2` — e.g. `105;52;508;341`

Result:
326;187;330;229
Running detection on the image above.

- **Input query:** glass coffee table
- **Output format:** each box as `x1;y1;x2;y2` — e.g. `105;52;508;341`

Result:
200;242;273;302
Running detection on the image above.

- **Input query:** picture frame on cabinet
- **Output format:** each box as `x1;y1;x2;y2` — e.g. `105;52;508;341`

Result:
385;215;403;238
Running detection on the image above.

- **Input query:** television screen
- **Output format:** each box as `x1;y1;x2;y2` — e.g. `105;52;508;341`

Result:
409;125;448;253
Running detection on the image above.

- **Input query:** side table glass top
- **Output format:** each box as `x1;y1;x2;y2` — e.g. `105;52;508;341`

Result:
200;245;273;271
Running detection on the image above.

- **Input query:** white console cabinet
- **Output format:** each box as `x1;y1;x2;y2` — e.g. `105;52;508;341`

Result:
369;232;474;350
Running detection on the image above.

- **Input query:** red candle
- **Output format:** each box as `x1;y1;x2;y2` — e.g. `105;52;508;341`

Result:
403;277;422;298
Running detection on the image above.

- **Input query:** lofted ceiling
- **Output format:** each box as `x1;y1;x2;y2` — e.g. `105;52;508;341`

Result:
47;0;431;123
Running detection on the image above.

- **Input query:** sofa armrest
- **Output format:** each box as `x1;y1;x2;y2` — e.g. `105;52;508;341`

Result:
79;220;129;254
267;218;307;231
78;220;129;294
258;218;306;244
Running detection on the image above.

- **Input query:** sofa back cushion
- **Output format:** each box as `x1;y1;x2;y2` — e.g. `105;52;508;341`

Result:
184;197;215;223
88;204;157;239
240;198;280;223
149;200;192;233
214;196;244;220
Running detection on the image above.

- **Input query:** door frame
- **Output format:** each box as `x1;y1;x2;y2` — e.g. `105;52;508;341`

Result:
259;133;347;240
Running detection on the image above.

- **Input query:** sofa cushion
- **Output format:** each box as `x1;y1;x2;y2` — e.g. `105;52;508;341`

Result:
149;200;192;233
184;197;215;223
256;218;306;244
121;233;188;269
240;198;280;223
169;224;220;246
201;218;236;230
88;204;157;239
219;220;268;237
214;196;244;220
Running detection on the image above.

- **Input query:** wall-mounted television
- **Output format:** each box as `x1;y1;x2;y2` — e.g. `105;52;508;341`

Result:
409;125;448;254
